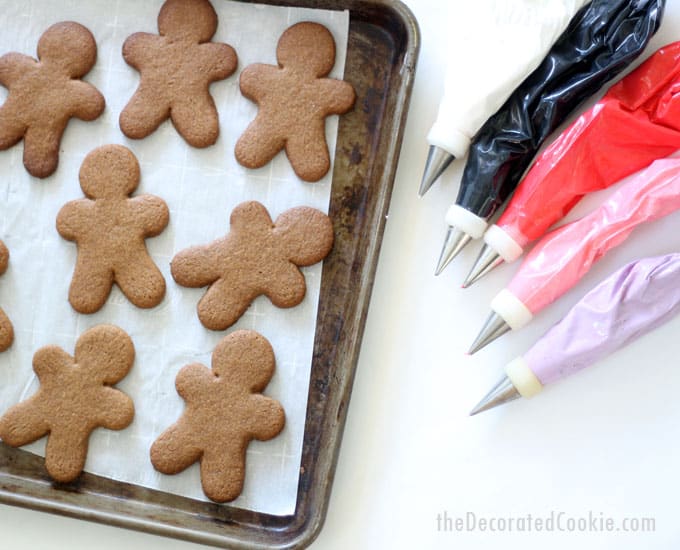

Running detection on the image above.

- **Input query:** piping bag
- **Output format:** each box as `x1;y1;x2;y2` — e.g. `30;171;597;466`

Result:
468;41;680;286
469;157;680;354
471;253;680;415
435;0;665;275
419;0;588;196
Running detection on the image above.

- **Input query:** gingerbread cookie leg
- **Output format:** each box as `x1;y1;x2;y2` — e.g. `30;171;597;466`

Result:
68;256;114;314
234;120;285;169
44;427;89;482
285;123;331;182
170;97;220;148
23;124;63;178
197;278;255;331
115;255;166;309
120;89;170;140
150;422;202;475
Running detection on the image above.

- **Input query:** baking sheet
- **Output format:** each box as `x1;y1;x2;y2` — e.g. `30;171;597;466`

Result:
0;0;349;516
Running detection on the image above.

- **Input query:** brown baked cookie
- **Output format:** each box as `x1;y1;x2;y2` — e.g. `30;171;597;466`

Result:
171;201;333;331
150;330;284;502
235;21;355;182
0;240;13;352
0;325;135;483
0;21;105;178
120;0;238;147
56;144;169;314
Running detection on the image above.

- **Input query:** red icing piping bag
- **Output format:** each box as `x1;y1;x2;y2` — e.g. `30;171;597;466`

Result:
466;41;680;286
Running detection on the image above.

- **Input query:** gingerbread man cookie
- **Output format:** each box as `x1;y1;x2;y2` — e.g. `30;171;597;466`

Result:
235;21;355;182
0;240;13;352
171;201;334;331
151;330;284;502
0;325;135;483
0;21;105;178
120;0;238;147
57;145;169;314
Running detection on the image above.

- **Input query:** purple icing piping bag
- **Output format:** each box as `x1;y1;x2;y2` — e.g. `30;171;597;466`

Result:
471;253;680;415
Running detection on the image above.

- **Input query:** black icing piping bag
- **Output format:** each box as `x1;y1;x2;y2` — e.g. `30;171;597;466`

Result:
435;0;665;275
418;1;588;196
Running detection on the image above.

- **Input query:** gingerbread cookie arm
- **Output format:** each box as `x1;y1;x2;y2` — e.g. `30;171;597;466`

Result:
0;52;35;87
246;395;285;441
44;426;89;482
129;195;170;237
67;80;105;121
316;78;356;115
33;346;72;380
93;388;134;430
121;32;160;71
199;42;238;82
238;64;278;101
56;200;93;241
0;397;49;447
175;363;214;401
171;244;222;288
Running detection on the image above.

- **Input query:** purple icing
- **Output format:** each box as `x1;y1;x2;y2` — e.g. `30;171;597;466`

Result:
525;254;680;386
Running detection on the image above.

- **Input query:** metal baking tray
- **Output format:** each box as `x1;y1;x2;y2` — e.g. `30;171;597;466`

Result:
0;0;419;547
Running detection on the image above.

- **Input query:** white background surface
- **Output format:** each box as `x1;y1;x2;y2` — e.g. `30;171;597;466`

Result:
3;0;680;548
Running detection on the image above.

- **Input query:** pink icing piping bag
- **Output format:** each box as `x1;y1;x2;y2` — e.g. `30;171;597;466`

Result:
468;156;680;355
509;157;680;315
471;253;680;415
464;41;680;287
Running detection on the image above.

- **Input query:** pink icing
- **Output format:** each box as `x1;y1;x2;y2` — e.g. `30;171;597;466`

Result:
507;157;680;314
525;254;680;385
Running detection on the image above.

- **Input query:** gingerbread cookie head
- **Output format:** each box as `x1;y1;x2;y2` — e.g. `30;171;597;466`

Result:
150;330;285;502
79;144;140;199
37;21;97;78
171;201;334;331
277;22;335;77
158;0;218;42
0;325;135;482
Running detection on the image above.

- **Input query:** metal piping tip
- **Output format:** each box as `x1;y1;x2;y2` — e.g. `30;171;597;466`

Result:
470;374;521;416
462;244;504;288
435;227;472;275
419;146;454;196
468;312;511;355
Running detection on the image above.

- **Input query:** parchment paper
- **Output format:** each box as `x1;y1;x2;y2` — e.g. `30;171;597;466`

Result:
0;0;349;516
